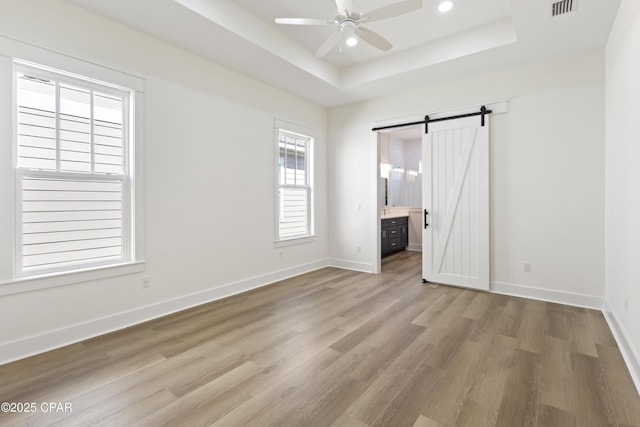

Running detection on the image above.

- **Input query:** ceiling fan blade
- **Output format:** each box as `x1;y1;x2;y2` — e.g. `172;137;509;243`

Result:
275;18;334;26
360;0;423;23
315;29;343;57
335;0;353;16
356;27;393;51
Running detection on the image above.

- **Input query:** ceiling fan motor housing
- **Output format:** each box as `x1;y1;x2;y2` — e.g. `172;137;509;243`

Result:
276;0;424;56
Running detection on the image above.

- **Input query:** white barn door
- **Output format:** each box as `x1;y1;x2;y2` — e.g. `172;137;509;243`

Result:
422;115;489;290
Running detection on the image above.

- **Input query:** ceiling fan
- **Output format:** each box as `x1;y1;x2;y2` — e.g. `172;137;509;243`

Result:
275;0;423;57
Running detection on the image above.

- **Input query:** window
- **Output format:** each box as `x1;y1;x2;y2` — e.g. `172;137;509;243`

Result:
14;63;133;276
276;126;314;241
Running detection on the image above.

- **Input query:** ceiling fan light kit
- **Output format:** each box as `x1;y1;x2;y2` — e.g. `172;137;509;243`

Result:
275;0;424;57
345;36;358;47
438;1;454;13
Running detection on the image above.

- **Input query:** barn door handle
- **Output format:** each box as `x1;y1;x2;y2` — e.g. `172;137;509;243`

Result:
424;210;429;229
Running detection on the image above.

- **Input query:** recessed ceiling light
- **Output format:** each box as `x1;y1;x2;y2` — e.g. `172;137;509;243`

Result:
438;1;453;13
346;36;358;47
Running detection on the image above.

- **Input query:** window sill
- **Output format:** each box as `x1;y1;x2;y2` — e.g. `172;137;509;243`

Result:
274;235;318;248
0;261;146;296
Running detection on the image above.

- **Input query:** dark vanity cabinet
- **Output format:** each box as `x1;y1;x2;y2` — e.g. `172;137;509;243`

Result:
381;216;409;257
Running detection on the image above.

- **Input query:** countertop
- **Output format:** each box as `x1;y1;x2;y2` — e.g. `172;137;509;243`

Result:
381;214;409;220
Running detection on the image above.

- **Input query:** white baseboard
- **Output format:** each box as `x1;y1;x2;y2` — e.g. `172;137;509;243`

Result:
407;244;422;252
0;259;329;366
490;281;603;309
328;259;374;273
602;299;640;395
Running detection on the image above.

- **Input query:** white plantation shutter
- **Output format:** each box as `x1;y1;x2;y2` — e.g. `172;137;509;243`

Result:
15;65;131;275
279;188;308;237
17;75;125;174
277;129;312;240
20;175;125;271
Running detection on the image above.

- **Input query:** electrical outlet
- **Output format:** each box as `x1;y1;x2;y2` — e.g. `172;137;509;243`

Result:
523;262;532;273
141;275;151;289
356;244;361;253
625;297;629;312
279;251;284;260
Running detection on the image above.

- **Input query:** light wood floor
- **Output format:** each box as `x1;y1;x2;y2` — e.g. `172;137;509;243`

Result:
1;251;639;427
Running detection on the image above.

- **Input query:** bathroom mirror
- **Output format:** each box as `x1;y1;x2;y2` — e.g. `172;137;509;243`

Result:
380;133;422;208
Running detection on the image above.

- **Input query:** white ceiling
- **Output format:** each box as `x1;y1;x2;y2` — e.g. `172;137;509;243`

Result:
232;0;512;68
66;0;621;107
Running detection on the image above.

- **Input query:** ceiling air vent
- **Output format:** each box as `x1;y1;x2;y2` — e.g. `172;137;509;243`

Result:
551;0;575;17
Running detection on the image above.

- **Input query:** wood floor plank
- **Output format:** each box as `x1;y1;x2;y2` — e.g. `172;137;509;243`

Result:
460;291;493;320
465;294;524;346
587;309;618;347
516;299;546;354
496;297;525;338
422;316;475;370
23;350;203;427
226;335;344;401
455;398;496;427
1;251;639;427
597;343;640;426
566;308;599;357
0;342;87;383
249;316;347;367
329;301;402;353
0;349;113;402
464;334;517;425
240;349;369;427
349;323;426;384
209;347;343;427
571;352;617;427
412;414;445;427
413;288;475;329
133;361;262;427
0;417;28;427
538;404;577;427
466;301;505;345
165;349;251;397
345;337;438;425
545;305;570;340
4;350;166;418
330;414;371;427
410;293;457;327
73;389;177;427
420;340;484;425
539;335;575;413
369;362;444;427
494;348;540;427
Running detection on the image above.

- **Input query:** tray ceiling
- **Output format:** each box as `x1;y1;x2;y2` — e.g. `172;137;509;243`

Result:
66;0;621;107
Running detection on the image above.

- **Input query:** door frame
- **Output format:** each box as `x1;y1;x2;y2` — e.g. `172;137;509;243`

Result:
371;101;508;275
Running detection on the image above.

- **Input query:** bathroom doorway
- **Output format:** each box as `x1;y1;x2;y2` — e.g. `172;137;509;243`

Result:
377;125;423;273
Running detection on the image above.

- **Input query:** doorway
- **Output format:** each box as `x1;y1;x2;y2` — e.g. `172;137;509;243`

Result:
374;105;495;289
377;125;423;274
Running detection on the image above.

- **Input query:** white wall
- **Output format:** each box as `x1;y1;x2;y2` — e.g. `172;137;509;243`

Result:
604;0;640;384
0;0;328;363
329;50;605;303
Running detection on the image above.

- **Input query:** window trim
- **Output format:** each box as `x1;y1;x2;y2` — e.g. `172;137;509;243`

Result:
1;51;144;289
274;119;316;245
0;261;146;297
13;63;134;278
